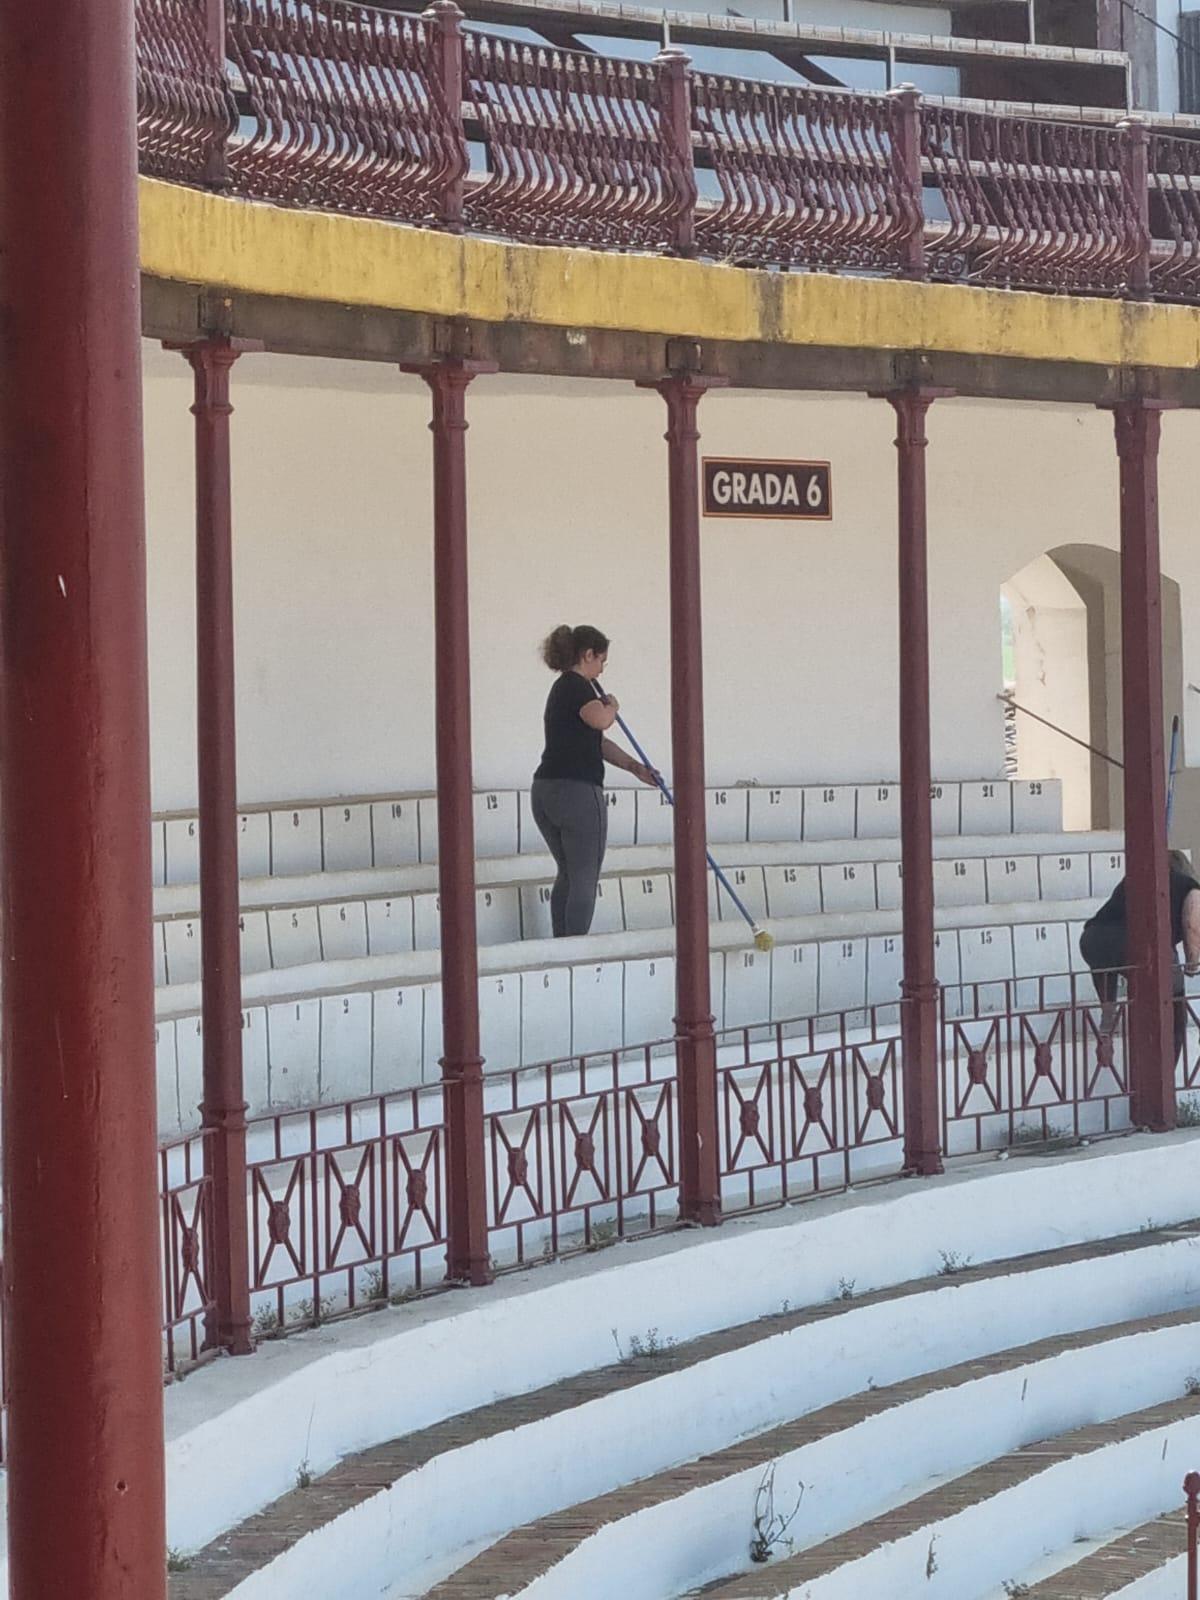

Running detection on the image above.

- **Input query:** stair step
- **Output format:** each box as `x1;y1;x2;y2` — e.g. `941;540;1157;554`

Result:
430;1309;1200;1599
166;1218;1200;1598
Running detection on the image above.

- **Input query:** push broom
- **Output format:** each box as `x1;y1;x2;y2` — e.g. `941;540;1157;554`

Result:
596;687;774;952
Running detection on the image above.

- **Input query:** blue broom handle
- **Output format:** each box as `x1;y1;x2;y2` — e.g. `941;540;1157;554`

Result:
601;693;761;933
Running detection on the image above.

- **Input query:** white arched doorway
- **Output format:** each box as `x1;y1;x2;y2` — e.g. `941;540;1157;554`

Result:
1002;553;1093;831
1001;545;1184;837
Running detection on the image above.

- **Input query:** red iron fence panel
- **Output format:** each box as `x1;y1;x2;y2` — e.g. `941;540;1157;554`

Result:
941;972;1130;1156
136;0;237;184
160;1129;217;1374
716;1010;903;1208
244;1088;446;1337
483;1040;679;1265
226;0;468;224
691;78;921;273
462;34;693;251
922;106;1139;294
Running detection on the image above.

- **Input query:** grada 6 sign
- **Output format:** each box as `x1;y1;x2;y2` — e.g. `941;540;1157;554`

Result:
702;457;832;520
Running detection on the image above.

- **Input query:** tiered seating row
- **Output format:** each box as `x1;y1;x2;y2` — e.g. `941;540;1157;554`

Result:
150;777;1063;885
155;910;1101;1133
160;1188;1200;1600
153;843;1121;986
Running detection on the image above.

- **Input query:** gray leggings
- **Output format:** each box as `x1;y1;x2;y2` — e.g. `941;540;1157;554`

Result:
530;778;608;937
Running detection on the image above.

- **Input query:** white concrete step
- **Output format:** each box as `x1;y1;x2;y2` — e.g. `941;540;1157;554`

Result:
148;831;1124;986
151;1140;1200;1596
149;778;1066;887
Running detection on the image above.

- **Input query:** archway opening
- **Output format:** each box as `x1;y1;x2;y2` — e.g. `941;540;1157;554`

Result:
999;544;1185;838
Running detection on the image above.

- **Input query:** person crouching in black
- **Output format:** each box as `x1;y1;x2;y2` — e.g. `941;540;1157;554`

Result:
1079;848;1200;1064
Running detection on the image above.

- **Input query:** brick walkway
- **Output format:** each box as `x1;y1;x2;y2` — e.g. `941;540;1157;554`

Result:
698;1399;1200;1598
438;1311;1200;1598
1020;1506;1189;1598
168;1219;1200;1599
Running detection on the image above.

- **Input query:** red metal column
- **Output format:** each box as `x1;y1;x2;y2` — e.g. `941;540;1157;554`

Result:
652;376;722;1225
179;338;254;1355
411;361;494;1284
0;0;167;1592
885;390;945;1177
1112;398;1175;1130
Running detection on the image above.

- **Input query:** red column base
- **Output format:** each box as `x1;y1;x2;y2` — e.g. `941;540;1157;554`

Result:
900;979;945;1177
675;1016;722;1226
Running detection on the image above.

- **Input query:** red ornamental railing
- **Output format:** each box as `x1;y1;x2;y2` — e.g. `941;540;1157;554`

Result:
1150;133;1200;300
132;0;1200;303
691;76;922;275
216;972;1146;1343
921;107;1141;294
0;966;1175;1468
225;0;469;224
461;35;695;252
135;0;236;184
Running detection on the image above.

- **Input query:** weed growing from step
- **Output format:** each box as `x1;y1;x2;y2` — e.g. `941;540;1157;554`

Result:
587;1219;617;1252
749;1463;805;1563
1003;1582;1031;1597
938;1250;972;1276
925;1535;938;1578
291;1296;333;1326
837;1278;857;1300
1186;1374;1200;1398
611;1327;676;1362
252;1304;280;1340
1010;1122;1068;1147
627;1328;675;1359
362;1269;386;1304
389;1284;421;1307
1178;1097;1200;1128
295;1460;313;1490
166;1550;192;1574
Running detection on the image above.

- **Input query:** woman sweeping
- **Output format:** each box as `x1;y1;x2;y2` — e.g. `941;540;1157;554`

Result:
531;625;658;937
1079;848;1200;1065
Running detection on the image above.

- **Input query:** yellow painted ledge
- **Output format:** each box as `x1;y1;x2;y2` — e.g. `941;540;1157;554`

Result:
140;176;1200;371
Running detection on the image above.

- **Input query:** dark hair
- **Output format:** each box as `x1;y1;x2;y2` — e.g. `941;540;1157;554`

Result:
541;624;610;672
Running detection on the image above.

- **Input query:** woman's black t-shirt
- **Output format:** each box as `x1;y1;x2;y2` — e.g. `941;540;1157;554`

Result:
534;668;604;787
1090;864;1200;946
534;672;604;786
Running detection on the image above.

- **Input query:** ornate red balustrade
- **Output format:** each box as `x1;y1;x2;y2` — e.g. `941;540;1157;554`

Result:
224;0;468;223
921;107;1141;294
136;0;236;183
691;76;921;274
0;966;1173;1468
461;34;694;251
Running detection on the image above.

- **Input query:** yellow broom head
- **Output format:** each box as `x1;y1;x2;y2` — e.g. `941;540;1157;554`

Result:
754;927;775;953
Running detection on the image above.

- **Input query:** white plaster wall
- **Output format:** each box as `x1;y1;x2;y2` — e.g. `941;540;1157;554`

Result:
141;357;1200;825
